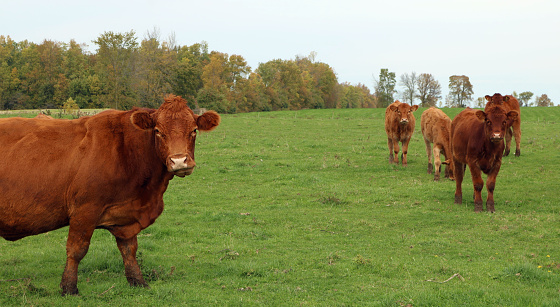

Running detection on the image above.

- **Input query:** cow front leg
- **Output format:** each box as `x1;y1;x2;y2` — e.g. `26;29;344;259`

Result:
60;222;96;295
401;139;410;166
392;139;400;164
485;163;502;213
387;138;395;163
469;166;484;212
116;236;149;288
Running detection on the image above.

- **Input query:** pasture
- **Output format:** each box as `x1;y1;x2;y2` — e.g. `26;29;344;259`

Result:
1;106;559;306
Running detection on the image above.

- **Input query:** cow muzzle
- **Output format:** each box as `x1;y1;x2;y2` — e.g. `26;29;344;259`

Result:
399;119;409;125
168;155;195;177
490;133;503;143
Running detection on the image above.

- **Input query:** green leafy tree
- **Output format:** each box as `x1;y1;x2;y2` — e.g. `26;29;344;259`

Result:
446;75;473;107
517;91;534;107
93;30;139;109
374;68;396;108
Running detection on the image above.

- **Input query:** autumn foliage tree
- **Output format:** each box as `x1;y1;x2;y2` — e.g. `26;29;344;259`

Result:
446;75;473;107
416;73;441;107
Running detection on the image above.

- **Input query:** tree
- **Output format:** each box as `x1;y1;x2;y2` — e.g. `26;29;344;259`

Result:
374;68;396;108
416;73;441;107
517;91;533;107
93;30;139;109
399;72;417;104
446;75;473;107
535;94;553;107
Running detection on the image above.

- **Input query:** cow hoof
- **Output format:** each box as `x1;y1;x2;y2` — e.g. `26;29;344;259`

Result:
474;202;483;212
515;149;520;157
504;149;510;156
433;175;440;181
61;288;79;296
454;195;462;204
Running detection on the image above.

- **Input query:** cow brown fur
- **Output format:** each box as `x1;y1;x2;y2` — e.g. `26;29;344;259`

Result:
0;94;220;295
450;106;518;212
384;100;419;166
484;93;521;156
420;107;454;181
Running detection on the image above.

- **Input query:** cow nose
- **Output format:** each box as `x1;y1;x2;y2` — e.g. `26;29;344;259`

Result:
169;155;195;172
490;133;503;142
400;118;409;124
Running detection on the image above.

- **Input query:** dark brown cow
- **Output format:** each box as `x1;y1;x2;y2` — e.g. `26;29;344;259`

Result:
451;106;518;212
420;107;454;181
0;94;220;295
484;93;521;156
384;100;419;166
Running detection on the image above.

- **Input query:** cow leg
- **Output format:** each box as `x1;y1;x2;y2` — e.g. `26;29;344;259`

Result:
485;163;502;213
401;138;410;166
387;138;395;163
424;138;433;174
392;139;400;164
504;127;513;156
433;146;442;181
115;236;149;288
468;165;484;212
453;160;464;204
60;222;96;295
513;119;521;157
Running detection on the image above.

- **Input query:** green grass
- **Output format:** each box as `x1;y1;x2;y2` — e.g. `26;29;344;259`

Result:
1;107;560;306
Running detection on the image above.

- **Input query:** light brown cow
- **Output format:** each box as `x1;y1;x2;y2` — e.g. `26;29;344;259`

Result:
0;94;220;295
451;106;518;212
484;93;521;156
384;100;419;166
420;107;454;181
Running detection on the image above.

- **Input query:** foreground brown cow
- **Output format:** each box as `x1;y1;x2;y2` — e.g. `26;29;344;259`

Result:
385;100;419;166
420;107;453;181
0;95;220;295
484;93;521;156
451;106;518;212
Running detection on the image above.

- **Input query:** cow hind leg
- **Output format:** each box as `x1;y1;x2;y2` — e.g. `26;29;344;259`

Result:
116;236;149;288
424;138;433;174
453;160;464;204
433;146;442;181
513;120;521;157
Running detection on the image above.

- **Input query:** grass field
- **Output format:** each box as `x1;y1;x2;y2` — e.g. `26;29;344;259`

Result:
1;106;559;306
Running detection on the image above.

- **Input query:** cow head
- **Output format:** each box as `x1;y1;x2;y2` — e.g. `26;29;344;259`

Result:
484;93;510;107
389;101;419;126
131;95;220;177
475;107;518;143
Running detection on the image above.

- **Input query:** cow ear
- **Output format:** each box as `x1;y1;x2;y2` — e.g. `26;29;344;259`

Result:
411;105;419;112
507;110;518;121
197;110;221;131
131;111;155;130
485;95;492;102
389;105;398;112
503;95;510;102
475;110;487;121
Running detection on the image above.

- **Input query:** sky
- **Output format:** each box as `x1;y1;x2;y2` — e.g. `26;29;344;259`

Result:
2;0;559;106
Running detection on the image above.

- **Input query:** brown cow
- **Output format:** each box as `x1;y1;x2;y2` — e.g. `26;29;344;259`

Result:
35;112;54;119
420;107;454;181
484;93;521;156
451;106;518;212
0;94;220;295
384;100;419;166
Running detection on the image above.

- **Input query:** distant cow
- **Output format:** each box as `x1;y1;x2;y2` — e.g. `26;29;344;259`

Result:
420;107;454;181
0;95;220;295
451;106;518;212
35;112;54;119
384;100;419;166
484;93;521;156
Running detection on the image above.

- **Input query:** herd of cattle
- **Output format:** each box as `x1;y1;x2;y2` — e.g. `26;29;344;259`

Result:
385;93;520;213
0;93;520;295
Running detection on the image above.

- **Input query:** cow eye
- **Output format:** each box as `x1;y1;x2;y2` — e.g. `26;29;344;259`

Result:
154;128;164;137
191;129;198;137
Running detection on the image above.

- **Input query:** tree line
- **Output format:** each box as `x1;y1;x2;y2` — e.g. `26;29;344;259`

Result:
0;30;554;112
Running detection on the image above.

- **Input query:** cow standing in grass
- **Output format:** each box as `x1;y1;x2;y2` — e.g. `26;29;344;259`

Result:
484;93;522;157
451;105;518;212
420;107;454;181
384;100;419;166
0;95;220;295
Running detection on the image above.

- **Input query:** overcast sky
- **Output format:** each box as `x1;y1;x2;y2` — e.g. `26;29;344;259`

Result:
3;0;559;106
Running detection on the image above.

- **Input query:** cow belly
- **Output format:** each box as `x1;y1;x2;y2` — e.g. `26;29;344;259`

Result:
0;203;69;241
